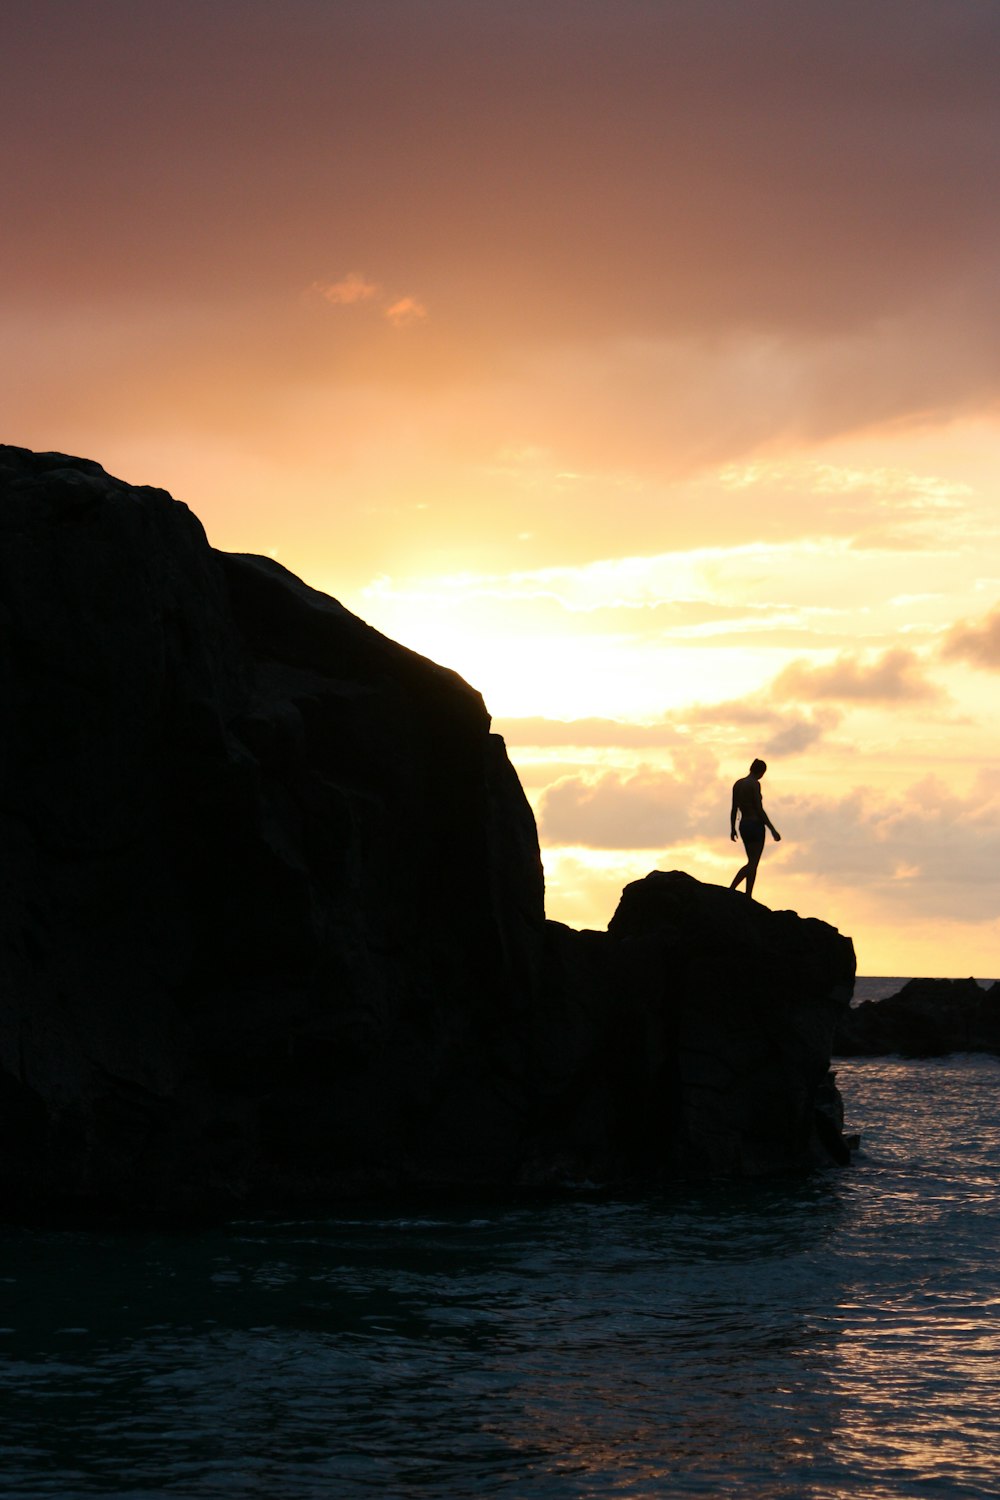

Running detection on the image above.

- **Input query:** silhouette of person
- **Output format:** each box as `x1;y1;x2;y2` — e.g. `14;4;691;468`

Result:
730;758;780;898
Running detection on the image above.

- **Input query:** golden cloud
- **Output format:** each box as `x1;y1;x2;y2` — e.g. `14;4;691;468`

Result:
307;276;429;331
499;705;836;757
311;272;380;306
770;647;942;704
941;604;1000;669
384;296;429;328
540;768;705;849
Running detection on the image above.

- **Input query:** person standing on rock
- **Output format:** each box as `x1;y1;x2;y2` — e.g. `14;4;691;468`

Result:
730;758;780;899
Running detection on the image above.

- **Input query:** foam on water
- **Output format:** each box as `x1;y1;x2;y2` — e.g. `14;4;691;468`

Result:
2;1053;1000;1498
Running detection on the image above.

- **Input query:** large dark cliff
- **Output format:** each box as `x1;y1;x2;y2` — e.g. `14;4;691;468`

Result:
0;447;856;1218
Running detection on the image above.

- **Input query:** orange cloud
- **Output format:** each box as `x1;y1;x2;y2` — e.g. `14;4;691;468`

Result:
498;706;835;757
308;277;428;328
771;648;941;704
497;717;683;748
941;604;1000;669
681;702;840;755
384;296;428;328
779;773;1000;922
539;742;725;849
540;768;710;849
312;272;380;305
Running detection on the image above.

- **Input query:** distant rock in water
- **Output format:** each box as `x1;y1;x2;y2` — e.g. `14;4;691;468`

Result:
0;446;857;1220
834;977;1000;1058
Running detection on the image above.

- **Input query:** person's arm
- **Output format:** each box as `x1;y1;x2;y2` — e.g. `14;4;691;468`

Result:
730;785;739;841
762;803;781;841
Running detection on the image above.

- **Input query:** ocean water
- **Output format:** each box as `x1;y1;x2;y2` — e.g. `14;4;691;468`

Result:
2;1029;1000;1496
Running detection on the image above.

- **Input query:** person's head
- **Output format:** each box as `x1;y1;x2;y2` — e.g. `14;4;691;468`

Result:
750;758;767;779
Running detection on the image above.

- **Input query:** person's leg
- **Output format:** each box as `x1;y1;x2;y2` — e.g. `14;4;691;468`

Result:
733;826;764;896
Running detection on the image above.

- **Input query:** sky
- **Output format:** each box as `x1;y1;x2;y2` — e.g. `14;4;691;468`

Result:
4;0;1000;975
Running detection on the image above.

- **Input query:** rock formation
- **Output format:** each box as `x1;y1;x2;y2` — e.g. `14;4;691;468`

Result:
0;446;856;1219
834;977;1000;1057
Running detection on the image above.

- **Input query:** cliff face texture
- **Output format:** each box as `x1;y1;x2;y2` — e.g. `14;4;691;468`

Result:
0;447;855;1218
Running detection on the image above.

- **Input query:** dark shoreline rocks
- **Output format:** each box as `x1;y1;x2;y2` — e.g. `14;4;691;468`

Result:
834;978;1000;1058
514;871;857;1191
1;446;856;1221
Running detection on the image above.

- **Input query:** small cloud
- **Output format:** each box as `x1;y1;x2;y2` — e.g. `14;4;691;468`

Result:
538;746;725;850
941;604;1000;669
847;527;954;554
539;769;696;849
498;716;682;749
771;647;941;704
717;462;777;491
308;274;428;327
384;296;428;328
500;705;836;759
810;464;971;510
764;717;830;756
311;272;380;306
717;459;971;510
680;700;839;755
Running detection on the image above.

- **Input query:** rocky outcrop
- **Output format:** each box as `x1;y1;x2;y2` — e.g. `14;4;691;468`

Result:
0;446;856;1219
526;872;855;1181
834;977;1000;1057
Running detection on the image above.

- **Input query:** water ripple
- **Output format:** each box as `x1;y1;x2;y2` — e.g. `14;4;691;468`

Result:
2;1056;1000;1497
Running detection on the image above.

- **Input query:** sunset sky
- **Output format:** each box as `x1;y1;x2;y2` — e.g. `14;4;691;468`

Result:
5;0;1000;975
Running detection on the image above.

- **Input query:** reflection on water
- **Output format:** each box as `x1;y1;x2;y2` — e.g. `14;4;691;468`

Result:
2;1055;999;1498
